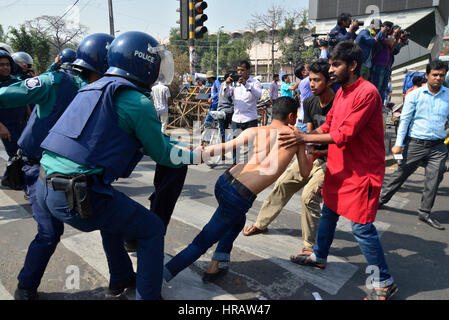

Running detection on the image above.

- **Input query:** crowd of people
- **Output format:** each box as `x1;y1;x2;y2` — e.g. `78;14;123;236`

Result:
0;10;448;302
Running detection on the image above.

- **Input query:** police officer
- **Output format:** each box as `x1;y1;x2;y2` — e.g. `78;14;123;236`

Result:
46;48;77;74
0;42;14;55
0;33;115;300
0;50;28;189
35;31;201;300
12;51;35;80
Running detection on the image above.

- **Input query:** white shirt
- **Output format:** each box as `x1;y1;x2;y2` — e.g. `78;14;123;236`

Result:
225;77;262;123
151;83;171;115
269;81;279;100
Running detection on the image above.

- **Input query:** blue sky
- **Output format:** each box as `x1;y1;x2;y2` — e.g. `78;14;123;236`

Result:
0;0;309;40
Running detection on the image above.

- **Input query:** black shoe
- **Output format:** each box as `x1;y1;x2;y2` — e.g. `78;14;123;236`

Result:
108;274;137;296
418;213;445;230
202;267;228;283
14;286;38;300
124;240;137;253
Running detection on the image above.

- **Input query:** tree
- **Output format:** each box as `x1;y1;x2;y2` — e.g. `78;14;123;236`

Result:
0;24;5;42
248;4;286;74
279;9;315;68
8;26;51;74
24;15;88;54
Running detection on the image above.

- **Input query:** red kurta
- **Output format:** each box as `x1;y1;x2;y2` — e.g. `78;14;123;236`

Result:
320;77;385;224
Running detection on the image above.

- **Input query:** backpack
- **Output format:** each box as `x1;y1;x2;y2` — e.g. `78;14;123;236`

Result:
402;72;425;94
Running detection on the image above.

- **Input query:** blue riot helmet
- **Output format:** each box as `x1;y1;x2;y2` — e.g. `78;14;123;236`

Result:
0;49;14;67
72;33;115;75
59;48;77;65
105;31;174;88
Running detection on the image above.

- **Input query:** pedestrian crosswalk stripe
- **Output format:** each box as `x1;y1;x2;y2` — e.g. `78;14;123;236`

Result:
0;282;13;300
171;198;377;296
61;231;237;300
0;189;30;226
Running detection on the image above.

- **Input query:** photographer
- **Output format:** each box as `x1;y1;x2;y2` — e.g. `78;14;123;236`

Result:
355;19;382;80
224;60;262;163
330;13;360;43
370;21;396;101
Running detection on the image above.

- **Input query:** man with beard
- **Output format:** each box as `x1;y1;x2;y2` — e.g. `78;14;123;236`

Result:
279;41;397;300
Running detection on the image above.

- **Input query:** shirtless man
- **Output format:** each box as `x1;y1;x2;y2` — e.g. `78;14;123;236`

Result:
163;96;316;283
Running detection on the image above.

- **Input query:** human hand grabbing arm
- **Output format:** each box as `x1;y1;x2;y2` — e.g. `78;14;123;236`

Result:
0;122;11;141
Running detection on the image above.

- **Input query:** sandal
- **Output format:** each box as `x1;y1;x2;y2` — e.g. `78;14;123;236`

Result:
290;254;326;269
202;267;229;283
364;283;398;300
243;224;268;236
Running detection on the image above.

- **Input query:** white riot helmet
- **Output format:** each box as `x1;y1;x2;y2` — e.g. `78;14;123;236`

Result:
12;52;34;68
0;42;13;55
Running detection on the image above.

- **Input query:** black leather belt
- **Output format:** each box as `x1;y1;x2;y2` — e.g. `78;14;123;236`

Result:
409;137;444;148
38;166;92;187
223;169;256;202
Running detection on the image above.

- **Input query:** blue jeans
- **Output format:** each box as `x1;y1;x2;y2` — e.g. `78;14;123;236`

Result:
311;205;394;288
370;65;387;101
164;173;255;282
34;175;165;300
204;104;218;126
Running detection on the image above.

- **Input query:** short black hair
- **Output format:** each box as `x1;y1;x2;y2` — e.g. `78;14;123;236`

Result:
382;21;394;29
426;60;448;74
281;74;289;82
337;13;352;26
294;64;307;79
412;76;424;86
238;60;251;70
309;59;331;81
328;41;364;76
272;96;297;121
273;74;279;79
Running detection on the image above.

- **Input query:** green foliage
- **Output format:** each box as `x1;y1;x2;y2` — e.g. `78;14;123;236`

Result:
169;28;250;76
0;25;5;42
8;26;51;74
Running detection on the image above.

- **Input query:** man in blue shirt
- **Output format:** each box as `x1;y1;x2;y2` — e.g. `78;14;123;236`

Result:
379;60;449;230
280;74;299;98
355;19;382;80
330;13;360;44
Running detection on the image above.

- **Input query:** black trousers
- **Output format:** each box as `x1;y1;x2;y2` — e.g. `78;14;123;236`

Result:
149;163;188;233
380;139;448;215
231;119;258;164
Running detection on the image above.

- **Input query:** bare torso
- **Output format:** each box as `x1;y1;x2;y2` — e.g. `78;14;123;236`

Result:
228;124;299;194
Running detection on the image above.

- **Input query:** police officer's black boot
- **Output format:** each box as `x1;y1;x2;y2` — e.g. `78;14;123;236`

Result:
14;285;38;300
107;273;137;296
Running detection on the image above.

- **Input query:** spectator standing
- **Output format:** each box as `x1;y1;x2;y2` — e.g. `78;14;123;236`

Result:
296;64;313;133
151;82;172;134
217;72;234;142
355;19;382;80
330;13;360;44
280;74;300;98
379;60;449;231
269;74;280;103
224;60;262;164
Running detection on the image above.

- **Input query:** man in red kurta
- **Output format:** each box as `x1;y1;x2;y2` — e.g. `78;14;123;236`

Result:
279;41;397;300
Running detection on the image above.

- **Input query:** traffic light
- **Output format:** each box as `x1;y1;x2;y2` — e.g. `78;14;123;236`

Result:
177;0;189;40
193;0;208;39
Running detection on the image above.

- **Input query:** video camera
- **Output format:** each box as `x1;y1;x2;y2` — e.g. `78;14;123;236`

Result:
312;32;340;49
393;25;411;45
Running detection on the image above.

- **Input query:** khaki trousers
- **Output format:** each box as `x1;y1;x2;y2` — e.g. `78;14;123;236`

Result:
255;158;325;248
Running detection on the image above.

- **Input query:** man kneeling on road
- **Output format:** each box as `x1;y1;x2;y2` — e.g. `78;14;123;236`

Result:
163;97;317;283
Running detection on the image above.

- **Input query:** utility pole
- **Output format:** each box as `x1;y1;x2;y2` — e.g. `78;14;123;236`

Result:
216;26;224;78
189;0;195;83
108;0;115;36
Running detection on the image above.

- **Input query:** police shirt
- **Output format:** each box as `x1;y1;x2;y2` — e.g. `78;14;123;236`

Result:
41;88;195;176
0;71;87;117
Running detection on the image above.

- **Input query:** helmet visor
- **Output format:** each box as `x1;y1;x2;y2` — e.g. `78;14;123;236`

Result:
151;45;174;85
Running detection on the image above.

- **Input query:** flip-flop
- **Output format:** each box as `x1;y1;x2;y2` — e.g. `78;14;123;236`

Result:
297;247;314;256
290;254;326;269
242;224;268;236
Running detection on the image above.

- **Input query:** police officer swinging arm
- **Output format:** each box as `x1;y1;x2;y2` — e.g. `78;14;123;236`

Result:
39;31;202;219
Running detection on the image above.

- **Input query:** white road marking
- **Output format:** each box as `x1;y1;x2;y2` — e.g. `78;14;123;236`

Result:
0;282;13;300
61;231;236;300
0;189;30;226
